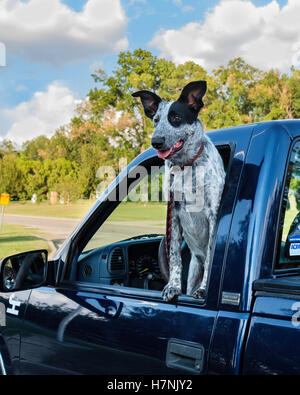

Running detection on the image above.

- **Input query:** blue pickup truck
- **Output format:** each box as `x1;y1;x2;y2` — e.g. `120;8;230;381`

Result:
1;119;300;376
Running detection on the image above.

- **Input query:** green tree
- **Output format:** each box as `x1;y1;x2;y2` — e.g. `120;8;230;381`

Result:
0;153;24;199
47;158;80;201
289;68;300;119
16;155;48;201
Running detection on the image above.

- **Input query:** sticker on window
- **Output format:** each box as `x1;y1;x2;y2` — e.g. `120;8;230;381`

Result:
289;225;300;242
290;243;300;256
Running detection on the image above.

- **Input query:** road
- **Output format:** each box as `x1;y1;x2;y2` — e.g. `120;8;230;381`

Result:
4;214;80;246
3;214;166;251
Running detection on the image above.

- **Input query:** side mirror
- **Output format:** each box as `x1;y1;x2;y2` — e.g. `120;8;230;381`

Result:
0;250;48;292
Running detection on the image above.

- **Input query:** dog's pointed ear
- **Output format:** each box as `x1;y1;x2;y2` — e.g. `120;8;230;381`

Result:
178;81;207;114
132;90;162;119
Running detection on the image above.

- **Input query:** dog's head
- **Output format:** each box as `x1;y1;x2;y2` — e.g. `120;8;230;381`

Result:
132;81;207;164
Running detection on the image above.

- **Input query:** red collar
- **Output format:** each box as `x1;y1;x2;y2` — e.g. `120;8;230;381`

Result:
180;140;204;168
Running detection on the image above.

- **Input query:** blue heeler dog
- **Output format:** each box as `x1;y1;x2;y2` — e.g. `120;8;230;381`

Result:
133;81;225;301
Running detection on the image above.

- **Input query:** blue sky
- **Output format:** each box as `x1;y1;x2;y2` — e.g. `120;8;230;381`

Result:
0;0;298;145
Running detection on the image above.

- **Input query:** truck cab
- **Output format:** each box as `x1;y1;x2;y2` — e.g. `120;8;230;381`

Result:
1;119;300;375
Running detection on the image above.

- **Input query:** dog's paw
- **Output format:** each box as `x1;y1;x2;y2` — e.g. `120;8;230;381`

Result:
192;288;206;299
162;284;181;302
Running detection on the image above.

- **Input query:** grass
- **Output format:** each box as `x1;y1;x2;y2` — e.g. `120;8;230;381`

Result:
6;199;95;219
6;200;167;222
1;201;168;257
109;201;167;222
0;223;50;260
2;201;167;255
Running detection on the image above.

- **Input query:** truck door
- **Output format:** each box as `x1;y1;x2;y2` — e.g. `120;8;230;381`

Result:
0;290;31;375
19;132;249;375
243;139;300;374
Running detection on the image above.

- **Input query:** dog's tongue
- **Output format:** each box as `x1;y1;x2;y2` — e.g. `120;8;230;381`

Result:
157;141;183;159
158;148;173;159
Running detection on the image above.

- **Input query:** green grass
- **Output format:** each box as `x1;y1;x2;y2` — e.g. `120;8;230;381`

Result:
6;199;95;219
6;200;167;222
109;202;167;222
1;201;168;258
0;223;50;260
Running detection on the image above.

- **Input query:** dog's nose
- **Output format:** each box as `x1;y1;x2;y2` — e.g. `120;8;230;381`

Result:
152;136;165;150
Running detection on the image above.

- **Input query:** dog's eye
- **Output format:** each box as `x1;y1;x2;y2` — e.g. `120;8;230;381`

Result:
154;116;160;124
168;111;182;127
171;114;181;123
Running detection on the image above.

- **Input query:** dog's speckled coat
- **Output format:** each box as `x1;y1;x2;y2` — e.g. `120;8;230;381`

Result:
133;82;225;301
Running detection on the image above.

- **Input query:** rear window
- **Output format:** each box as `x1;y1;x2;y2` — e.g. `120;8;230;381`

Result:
275;141;300;272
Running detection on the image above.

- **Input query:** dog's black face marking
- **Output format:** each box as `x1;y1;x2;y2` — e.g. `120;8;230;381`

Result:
168;101;198;128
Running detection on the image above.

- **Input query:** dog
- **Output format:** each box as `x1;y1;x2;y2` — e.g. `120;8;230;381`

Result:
132;81;225;301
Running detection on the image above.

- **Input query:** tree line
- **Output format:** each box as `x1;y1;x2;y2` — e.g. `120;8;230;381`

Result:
1;49;300;202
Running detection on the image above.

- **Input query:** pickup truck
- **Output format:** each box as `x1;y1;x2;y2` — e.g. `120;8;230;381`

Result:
1;119;300;376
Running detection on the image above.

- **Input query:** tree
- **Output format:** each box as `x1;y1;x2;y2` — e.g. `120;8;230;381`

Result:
289;68;300;119
47;158;80;202
16;155;50;201
248;69;293;121
0;153;24;199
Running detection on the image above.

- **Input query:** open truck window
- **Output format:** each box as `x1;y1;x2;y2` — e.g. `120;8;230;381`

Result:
73;145;232;295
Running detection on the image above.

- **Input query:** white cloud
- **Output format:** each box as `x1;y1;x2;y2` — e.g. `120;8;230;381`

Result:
150;0;300;71
1;81;79;145
0;42;6;66
0;0;128;66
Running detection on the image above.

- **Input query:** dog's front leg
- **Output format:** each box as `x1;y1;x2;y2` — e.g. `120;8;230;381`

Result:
162;215;183;302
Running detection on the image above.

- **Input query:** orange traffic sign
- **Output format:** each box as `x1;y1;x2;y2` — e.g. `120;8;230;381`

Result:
0;194;10;205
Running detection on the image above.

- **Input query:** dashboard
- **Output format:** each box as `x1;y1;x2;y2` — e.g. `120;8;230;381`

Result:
77;235;166;291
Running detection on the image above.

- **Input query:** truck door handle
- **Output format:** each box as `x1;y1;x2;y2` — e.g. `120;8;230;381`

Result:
166;338;205;374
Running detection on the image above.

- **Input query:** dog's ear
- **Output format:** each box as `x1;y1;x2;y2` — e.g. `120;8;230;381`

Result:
132;90;162;119
178;81;207;114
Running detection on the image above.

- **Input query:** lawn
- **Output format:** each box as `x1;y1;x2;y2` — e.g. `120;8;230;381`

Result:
6;200;167;222
0;223;50;260
6;199;95;219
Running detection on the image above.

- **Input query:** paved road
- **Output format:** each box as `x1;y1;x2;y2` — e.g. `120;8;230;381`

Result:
4;214;80;245
4;214;166;253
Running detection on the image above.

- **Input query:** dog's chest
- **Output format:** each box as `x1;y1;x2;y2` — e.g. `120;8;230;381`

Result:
165;163;205;213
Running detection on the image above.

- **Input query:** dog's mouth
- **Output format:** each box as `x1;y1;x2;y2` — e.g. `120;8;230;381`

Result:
157;140;184;159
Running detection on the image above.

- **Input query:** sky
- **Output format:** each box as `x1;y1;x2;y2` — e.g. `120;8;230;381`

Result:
0;0;299;146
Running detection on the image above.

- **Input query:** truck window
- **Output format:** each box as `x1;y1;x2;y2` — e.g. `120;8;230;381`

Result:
75;145;231;296
275;141;300;272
